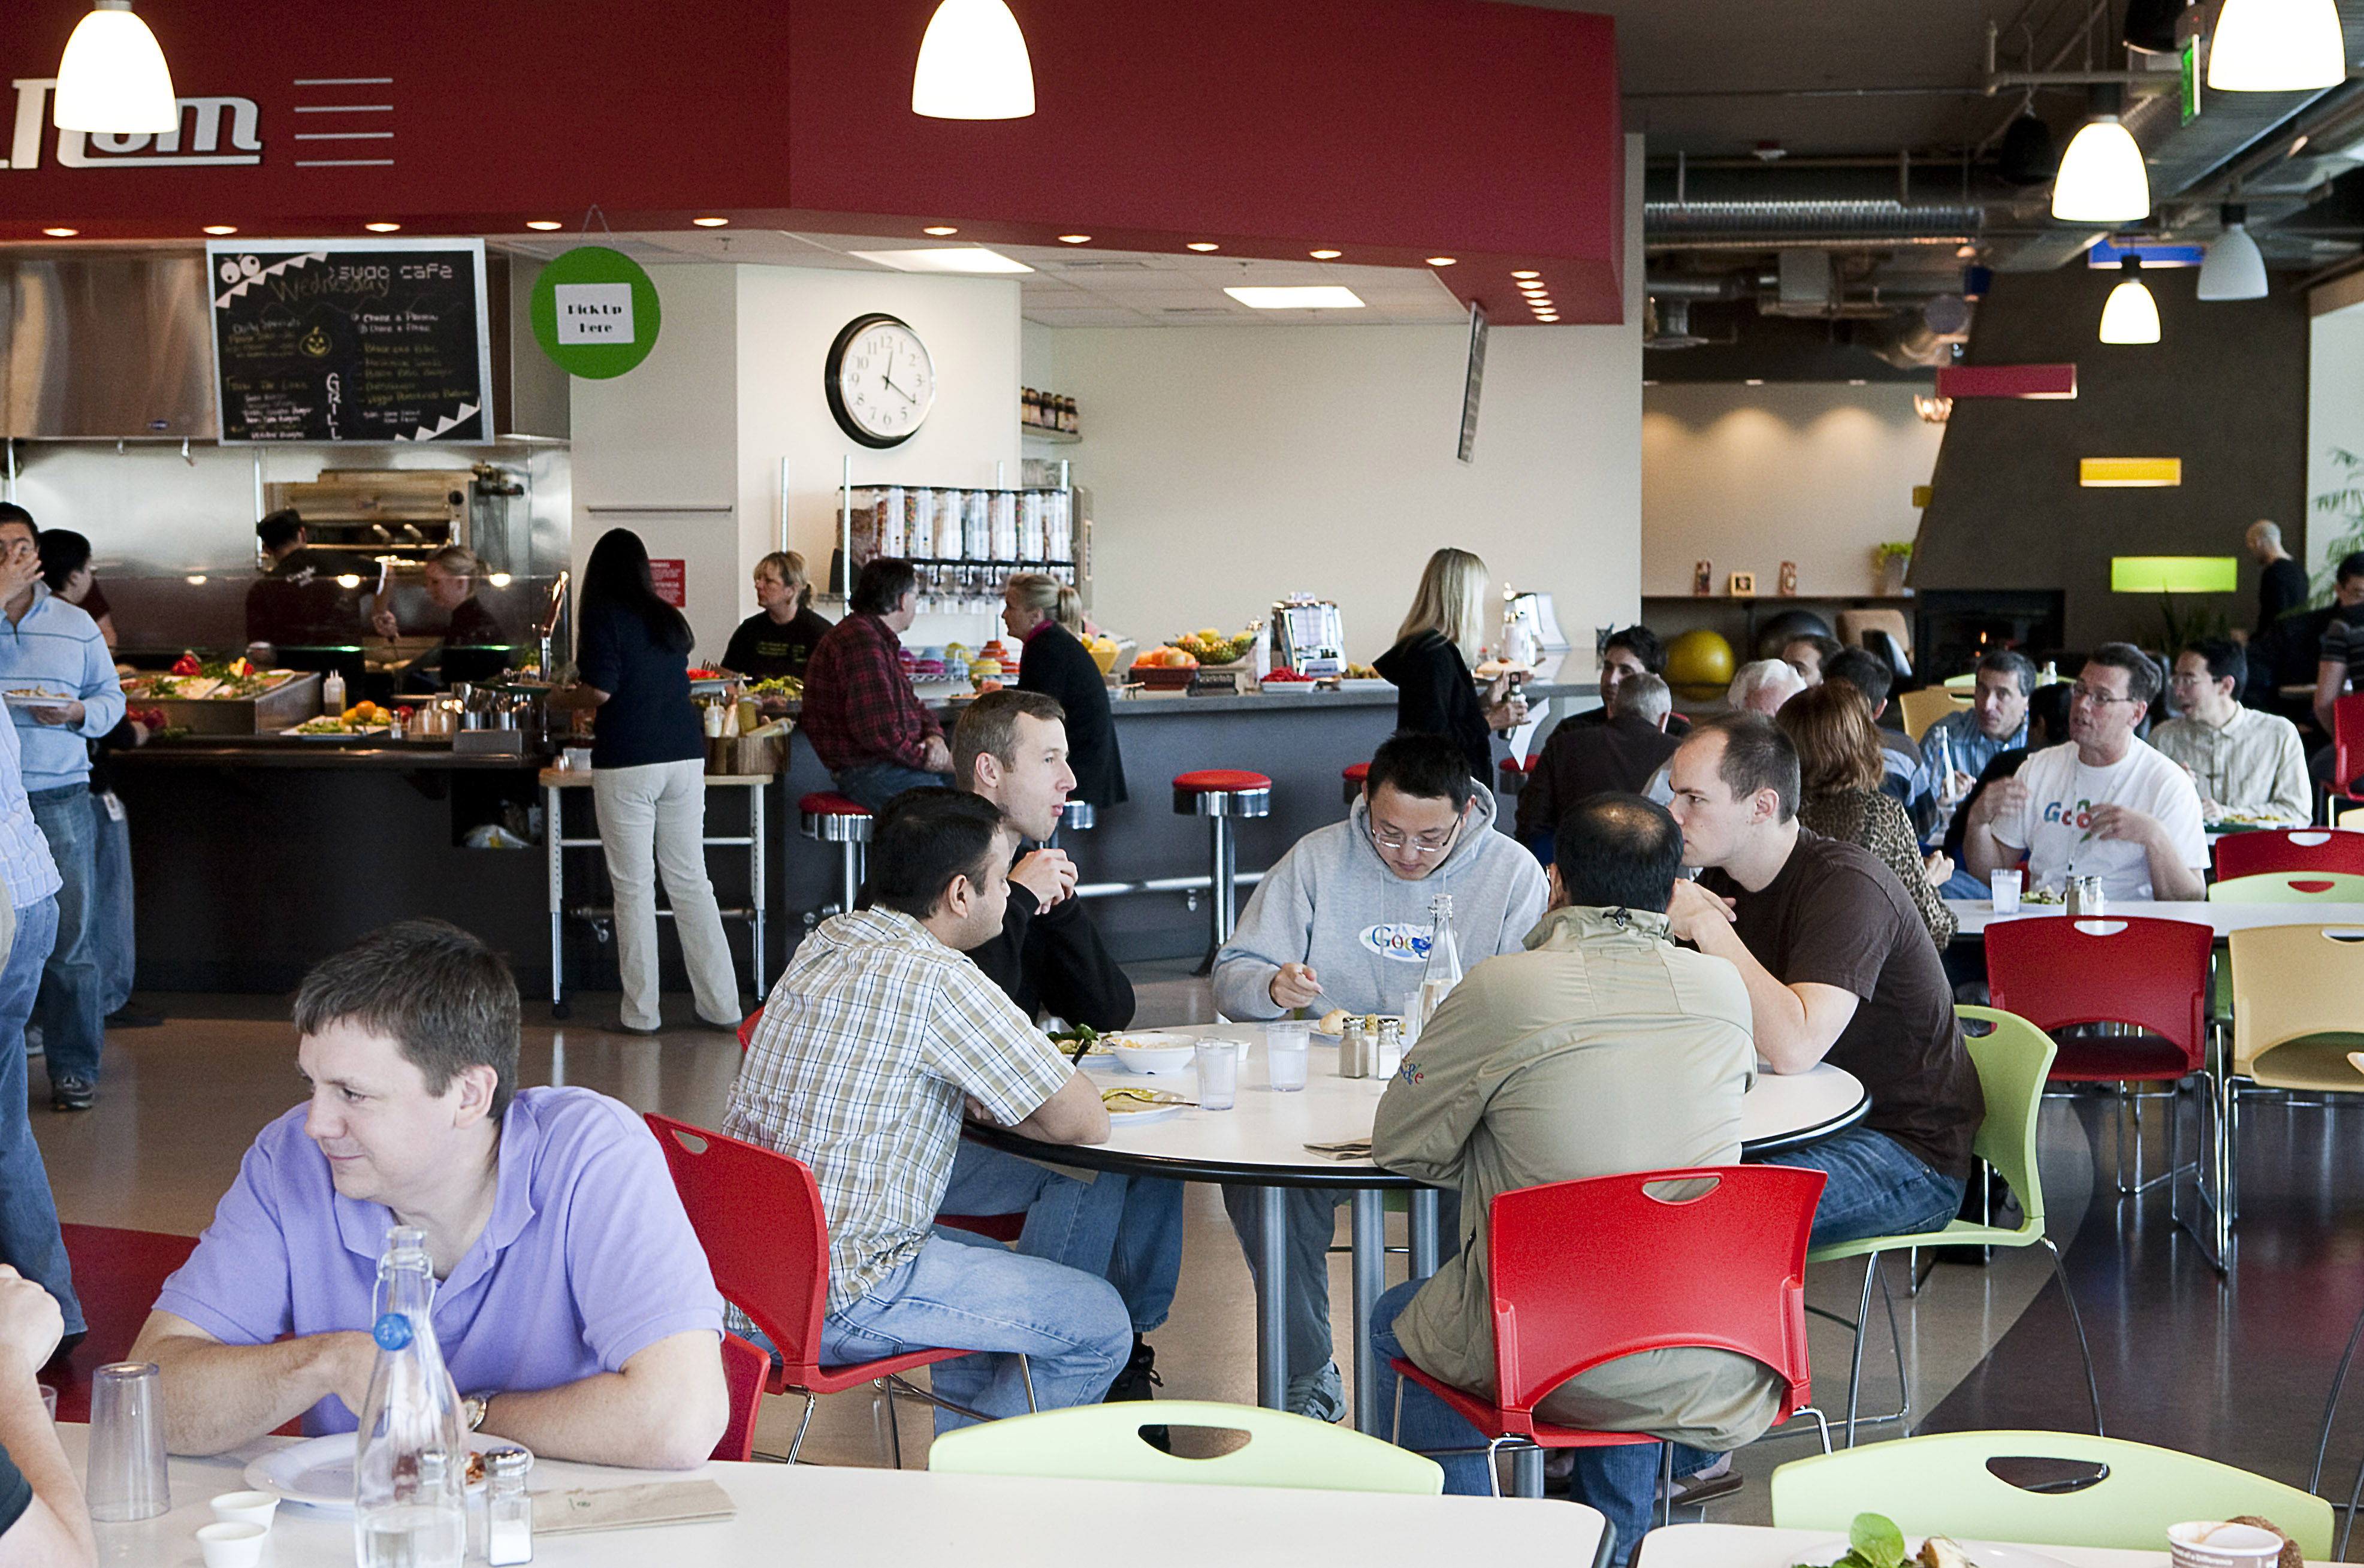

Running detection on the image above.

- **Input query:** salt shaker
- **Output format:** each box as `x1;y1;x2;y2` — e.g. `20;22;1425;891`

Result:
485;1446;533;1565
1338;1017;1370;1079
1375;1017;1404;1081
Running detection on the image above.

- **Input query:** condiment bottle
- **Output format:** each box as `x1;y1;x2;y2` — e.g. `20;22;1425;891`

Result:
1338;1017;1370;1079
1375;1017;1403;1081
484;1446;533;1565
322;669;346;712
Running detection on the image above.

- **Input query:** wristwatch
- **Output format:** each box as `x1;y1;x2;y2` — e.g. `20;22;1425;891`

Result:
462;1392;493;1432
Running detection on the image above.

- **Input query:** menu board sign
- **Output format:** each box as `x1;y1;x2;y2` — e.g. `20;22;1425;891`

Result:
207;239;494;443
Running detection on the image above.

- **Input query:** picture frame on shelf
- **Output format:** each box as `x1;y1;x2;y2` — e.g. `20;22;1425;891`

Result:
1728;572;1756;596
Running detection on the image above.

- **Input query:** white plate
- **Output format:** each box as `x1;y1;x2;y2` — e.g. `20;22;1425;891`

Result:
1791;1537;2077;1568
245;1431;524;1513
1106;1099;1186;1124
281;724;391;741
2;690;70;710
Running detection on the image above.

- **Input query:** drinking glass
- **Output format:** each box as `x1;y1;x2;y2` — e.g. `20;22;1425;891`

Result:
1265;1024;1310;1093
86;1362;170;1522
1990;868;2024;914
1195;1041;1240;1111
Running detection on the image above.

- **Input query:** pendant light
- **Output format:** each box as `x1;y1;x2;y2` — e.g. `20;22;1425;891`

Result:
2197;204;2271;300
2207;0;2346;92
52;0;176;134
2052;87;2150;222
2100;256;2162;343
912;0;1035;120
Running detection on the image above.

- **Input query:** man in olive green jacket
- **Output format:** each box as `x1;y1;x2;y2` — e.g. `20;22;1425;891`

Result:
1369;793;1777;1561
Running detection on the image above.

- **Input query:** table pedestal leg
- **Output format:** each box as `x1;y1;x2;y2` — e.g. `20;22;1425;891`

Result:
1351;1189;1384;1436
1409;1188;1441;1281
1255;1185;1288;1410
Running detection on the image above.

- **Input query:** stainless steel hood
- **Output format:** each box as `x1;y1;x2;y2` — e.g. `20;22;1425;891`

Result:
0;247;569;442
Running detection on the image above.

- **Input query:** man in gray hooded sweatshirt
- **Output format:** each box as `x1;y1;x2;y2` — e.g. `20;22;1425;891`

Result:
1212;730;1548;1421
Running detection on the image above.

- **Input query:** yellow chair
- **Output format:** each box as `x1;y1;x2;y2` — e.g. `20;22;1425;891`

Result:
2339;806;2364;831
1898;687;1970;742
928;1400;1444;1494
2208;871;2364;904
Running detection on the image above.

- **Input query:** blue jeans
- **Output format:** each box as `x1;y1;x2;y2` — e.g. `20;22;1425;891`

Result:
831;763;953;813
89;792;133;1016
28;786;102;1089
1939;866;1989;902
1370;1281;1708;1564
821;1225;1131;1433
1760;1126;1966;1249
1222;1185;1463;1382
939;1143;1185;1334
0;898;80;1334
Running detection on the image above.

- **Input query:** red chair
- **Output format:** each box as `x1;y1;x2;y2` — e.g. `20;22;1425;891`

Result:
1391;1165;1829;1506
733;1011;1024;1244
2214;827;2364;881
645;1113;1027;1464
1984;915;2212;1196
2328;694;2364;814
712;1331;771;1462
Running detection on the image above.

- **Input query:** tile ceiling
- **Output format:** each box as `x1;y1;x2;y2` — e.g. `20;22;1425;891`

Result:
491;229;1472;328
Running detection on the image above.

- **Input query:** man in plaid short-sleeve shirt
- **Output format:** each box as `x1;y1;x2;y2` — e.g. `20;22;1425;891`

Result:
726;790;1131;1427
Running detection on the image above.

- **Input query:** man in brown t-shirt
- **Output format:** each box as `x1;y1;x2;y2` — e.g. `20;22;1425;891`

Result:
1663;712;1983;1247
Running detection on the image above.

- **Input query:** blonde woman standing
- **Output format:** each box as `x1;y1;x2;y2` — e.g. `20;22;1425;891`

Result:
1004;572;1126;809
1374;548;1526;781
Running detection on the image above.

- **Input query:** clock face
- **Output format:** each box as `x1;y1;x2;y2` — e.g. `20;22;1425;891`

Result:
825;313;935;448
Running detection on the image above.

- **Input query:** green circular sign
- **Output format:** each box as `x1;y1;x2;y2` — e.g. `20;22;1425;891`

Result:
529;246;662;379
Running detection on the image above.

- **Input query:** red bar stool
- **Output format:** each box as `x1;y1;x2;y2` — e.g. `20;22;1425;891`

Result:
799;792;872;915
1340;761;1370;809
1173;769;1272;957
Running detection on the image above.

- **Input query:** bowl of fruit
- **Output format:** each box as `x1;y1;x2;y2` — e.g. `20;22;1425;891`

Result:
1130;646;1201;690
1173;627;1257;667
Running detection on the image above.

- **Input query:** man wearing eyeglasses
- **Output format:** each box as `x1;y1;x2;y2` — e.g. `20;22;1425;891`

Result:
1961;643;2207;902
1211;730;1547;1422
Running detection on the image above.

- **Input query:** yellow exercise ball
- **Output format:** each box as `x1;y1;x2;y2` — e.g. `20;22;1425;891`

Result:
1665;627;1736;702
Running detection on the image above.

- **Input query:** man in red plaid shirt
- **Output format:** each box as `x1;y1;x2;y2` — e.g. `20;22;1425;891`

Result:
801;558;955;810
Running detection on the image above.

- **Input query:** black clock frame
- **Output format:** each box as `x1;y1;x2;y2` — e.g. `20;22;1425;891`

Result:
824;312;928;449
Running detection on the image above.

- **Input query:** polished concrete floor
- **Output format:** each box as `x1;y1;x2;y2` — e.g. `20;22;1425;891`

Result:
26;963;2118;1525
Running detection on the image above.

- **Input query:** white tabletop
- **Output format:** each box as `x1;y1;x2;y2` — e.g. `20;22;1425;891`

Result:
1946;897;2364;939
977;1023;1867;1183
73;1427;1606;1567
1634;1521;2329;1566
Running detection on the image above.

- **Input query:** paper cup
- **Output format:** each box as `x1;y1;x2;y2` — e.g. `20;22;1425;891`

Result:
196;1521;267;1568
209;1491;279;1528
2167;1521;2287;1568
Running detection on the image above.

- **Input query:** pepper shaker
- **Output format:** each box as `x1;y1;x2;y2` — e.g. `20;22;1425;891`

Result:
1339;1017;1370;1079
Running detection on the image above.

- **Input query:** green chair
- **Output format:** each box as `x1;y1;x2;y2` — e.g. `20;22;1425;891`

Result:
2207;870;2364;902
1770;1430;2333;1559
927;1398;1445;1494
1805;1008;2102;1446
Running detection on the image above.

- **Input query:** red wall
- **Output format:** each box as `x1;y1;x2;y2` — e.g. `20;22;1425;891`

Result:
0;0;1623;321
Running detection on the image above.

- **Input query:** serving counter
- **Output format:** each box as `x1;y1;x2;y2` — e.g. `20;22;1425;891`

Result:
107;680;1595;998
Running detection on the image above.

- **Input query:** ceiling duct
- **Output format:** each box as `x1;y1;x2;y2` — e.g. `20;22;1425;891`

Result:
1643;200;1985;250
1643;297;1710;350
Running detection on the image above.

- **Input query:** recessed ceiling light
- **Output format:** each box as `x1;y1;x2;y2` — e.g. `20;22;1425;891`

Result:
1224;285;1365;310
923;225;959;235
41;227;76;237
1518;283;1546;293
692;216;730;228
203;225;237;235
526;220;563;231
1309;249;1342;259
364;222;400;232
1186;241;1219;252
848;246;1034;274
1744;378;1765;386
1058;234;1091;244
1426;256;1457;267
1511;270;1540;279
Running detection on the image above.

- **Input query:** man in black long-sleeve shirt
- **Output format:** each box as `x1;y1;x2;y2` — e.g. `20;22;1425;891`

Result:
944;690;1182;1410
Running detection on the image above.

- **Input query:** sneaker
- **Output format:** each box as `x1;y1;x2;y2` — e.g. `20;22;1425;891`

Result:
1103;1337;1170;1452
602;1020;662;1038
49;1077;93;1112
104;1002;165;1029
1284;1359;1346;1424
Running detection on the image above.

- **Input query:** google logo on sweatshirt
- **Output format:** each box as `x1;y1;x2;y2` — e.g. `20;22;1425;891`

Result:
1361;923;1435;963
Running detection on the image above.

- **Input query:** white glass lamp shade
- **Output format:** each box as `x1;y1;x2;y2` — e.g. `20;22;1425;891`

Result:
2052;117;2151;222
912;0;1036;120
52;1;176;134
2197;223;2270;300
2100;277;2162;343
2208;0;2347;91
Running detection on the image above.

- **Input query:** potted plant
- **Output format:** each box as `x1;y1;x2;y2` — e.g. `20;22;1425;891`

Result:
1873;541;1914;597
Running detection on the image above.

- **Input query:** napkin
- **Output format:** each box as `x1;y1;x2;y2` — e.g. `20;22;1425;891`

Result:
1303;1139;1373;1160
532;1479;736;1534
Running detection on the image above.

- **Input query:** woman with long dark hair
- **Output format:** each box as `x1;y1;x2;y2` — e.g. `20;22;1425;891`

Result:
550;528;741;1034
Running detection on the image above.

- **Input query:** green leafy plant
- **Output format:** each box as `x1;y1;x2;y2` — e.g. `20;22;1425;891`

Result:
1795;1511;1908;1568
2311;446;2364;601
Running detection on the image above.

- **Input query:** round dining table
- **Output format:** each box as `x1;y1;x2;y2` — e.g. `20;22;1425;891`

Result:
966;1021;1869;1436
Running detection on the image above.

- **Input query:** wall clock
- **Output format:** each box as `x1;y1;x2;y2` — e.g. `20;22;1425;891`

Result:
825;312;935;448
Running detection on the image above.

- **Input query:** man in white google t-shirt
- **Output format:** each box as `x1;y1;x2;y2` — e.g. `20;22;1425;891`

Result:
1963;642;2207;902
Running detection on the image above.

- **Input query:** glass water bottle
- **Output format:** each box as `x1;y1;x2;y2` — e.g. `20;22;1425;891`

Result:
354;1226;466;1568
1417;892;1463;1030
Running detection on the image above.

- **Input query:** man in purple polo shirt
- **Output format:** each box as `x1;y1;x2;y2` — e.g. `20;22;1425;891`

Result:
128;920;727;1469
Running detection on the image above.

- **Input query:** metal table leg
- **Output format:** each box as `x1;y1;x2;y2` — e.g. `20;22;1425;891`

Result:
1409;1188;1441;1281
545;780;568;1017
1255;1185;1288;1410
750;779;768;995
1351;1188;1385;1436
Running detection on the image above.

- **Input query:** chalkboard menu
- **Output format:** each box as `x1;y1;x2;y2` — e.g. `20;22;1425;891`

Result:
206;239;494;443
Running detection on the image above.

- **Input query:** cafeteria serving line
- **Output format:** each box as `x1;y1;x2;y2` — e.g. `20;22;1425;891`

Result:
14;0;2364;1563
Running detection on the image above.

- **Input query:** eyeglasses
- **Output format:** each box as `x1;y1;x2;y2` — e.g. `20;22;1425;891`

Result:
1368;816;1465;858
2068;682;2144;706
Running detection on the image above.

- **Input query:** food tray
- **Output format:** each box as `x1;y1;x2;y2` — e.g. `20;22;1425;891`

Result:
141;672;322;735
